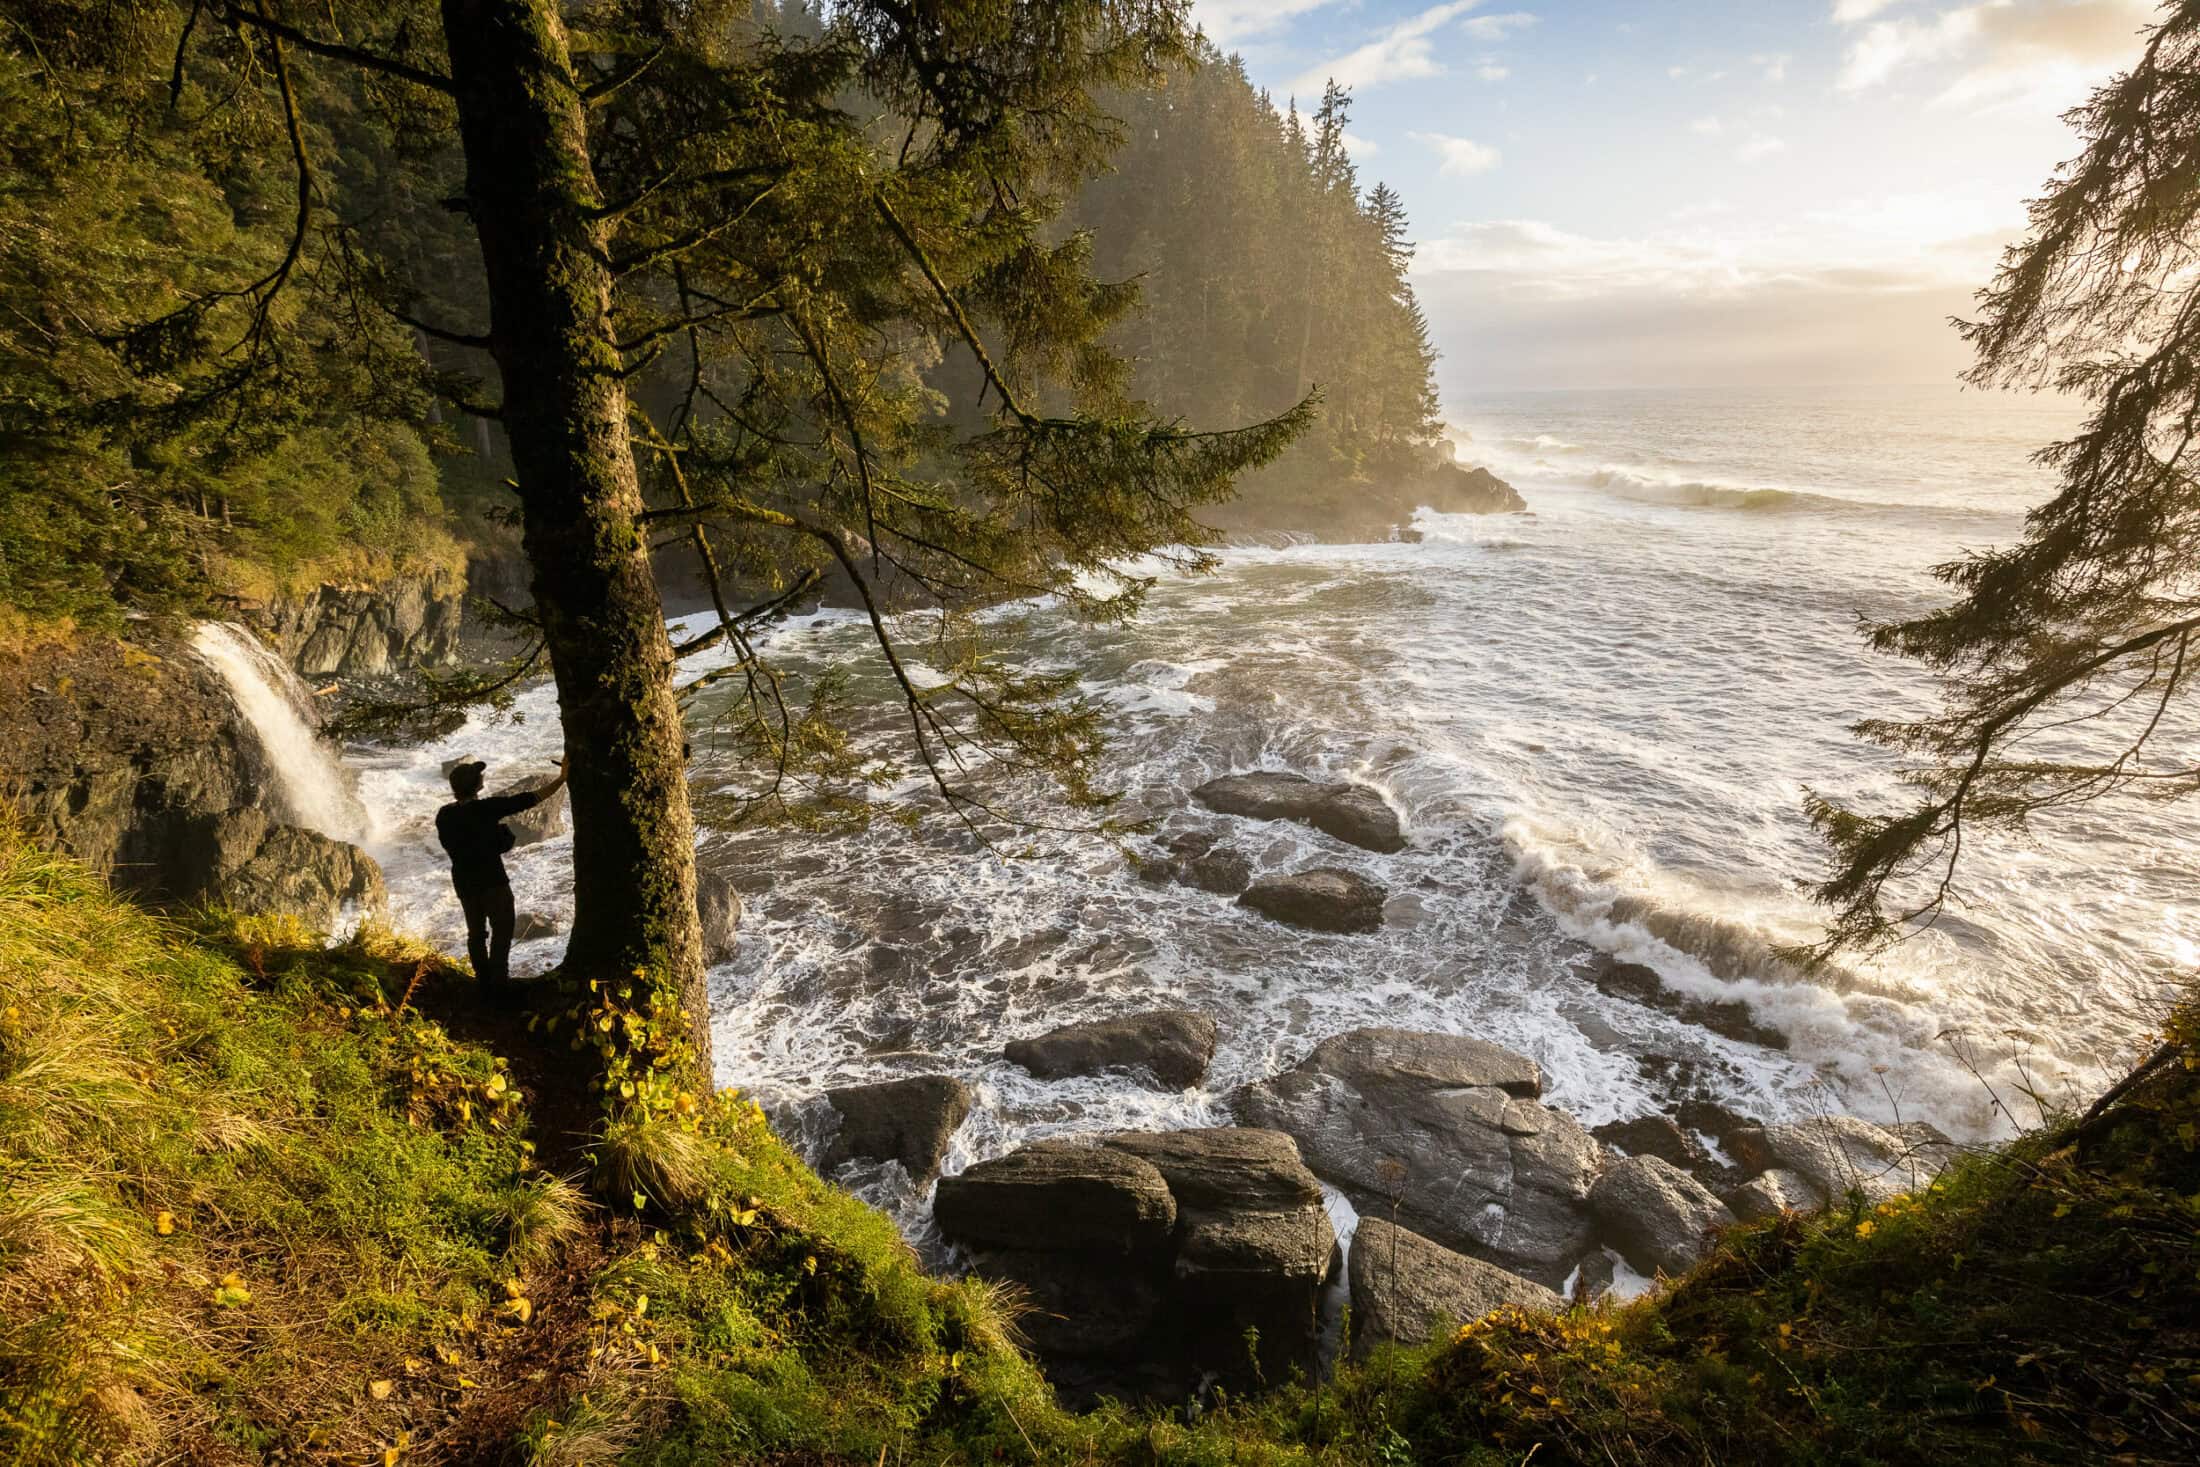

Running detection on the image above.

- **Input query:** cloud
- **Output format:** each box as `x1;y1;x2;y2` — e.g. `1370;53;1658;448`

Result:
1477;62;1512;81
1341;130;1382;159
1737;133;1788;162
1411;131;1503;175
1193;0;1342;47
1290;2;1537;93
1689;115;1724;135
1409;210;2011;388
1837;0;2152;105
1755;52;1792;82
1832;0;1903;20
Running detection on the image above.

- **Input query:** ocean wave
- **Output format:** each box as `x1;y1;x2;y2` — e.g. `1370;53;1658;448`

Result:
1586;466;1862;514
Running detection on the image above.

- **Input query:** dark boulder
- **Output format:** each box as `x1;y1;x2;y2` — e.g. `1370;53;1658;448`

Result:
1589;1155;1735;1278
1232;1029;1601;1288
696;867;742;964
1133;830;1254;895
1005;1011;1218;1091
177;809;387;932
1348;1216;1562;1354
512;910;563;941
1418;461;1527;516
1590;957;1787;1050
822;1075;971;1188
935;1128;1337;1403
935;1141;1176;1255
1594;1115;1714;1176
1239;868;1387;933
1194;771;1406;853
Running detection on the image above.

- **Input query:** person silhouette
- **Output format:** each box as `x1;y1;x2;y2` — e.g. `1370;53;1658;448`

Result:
435;755;568;998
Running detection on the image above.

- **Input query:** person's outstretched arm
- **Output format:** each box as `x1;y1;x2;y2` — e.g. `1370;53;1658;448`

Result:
478;758;569;818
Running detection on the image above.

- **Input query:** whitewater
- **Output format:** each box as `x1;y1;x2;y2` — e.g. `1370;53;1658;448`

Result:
338;383;2192;1238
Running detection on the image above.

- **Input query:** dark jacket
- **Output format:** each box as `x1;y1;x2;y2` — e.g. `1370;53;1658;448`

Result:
435;790;542;890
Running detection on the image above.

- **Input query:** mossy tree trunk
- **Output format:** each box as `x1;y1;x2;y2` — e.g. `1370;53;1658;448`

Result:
438;0;711;1076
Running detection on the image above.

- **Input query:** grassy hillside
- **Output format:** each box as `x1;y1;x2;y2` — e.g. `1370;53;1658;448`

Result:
2;823;2194;1465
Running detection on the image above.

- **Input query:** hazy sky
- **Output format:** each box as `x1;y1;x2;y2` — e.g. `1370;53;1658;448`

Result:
1188;0;2160;394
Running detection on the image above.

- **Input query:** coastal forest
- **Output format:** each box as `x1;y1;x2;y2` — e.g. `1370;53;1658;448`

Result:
3;2;2199;1465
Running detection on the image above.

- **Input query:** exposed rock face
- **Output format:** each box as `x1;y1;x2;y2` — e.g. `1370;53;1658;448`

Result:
1730;1115;1952;1207
177;809;388;931
1418;461;1527;516
1591;958;1787;1050
1239;868;1387;933
822;1076;972;1188
1133;830;1253;895
1348;1217;1563;1354
696;868;742;965
1726;1168;1819;1222
1589;1155;1735;1278
1004;1011;1218;1091
253;573;465;678
1194;771;1406;853
3;638;272;901
1232;1029;1601;1288
934;1129;1336;1403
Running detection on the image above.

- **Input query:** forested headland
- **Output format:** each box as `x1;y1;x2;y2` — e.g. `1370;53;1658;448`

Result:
0;7;1448;642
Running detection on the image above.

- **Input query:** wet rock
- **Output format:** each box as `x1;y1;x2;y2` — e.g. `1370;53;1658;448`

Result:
512;910;563;941
1591;957;1787;1050
935;1141;1176;1255
1194;771;1406;854
489;779;567;845
1005;1011;1218;1091
1239;867;1387;933
1594;1116;1714;1176
696;867;742;964
1348;1216;1563;1354
1232;1028;1600;1288
1726;1167;1822;1221
1418;461;1527;516
178;809;388;932
1730;1114;1948;1206
1675;1098;1763;1162
1589;1155;1735;1277
823;1075;971;1188
1133;830;1253;895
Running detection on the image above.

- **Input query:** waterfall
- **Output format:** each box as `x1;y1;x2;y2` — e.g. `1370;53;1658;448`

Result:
190;621;369;842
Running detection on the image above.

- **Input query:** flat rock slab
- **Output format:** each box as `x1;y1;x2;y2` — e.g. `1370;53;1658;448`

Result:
935;1141;1175;1255
1194;772;1406;853
1239;868;1387;933
1589;1154;1735;1278
1105;1127;1333;1280
1348;1216;1562;1353
823;1075;972;1188
1006;1011;1218;1091
1233;1028;1600;1288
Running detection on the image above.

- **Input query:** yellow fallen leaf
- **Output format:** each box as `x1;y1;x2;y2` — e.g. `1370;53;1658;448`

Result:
369;1379;394;1401
155;1211;175;1236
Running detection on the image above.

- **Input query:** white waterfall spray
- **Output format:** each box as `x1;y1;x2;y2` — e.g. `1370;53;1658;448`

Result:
190;621;368;841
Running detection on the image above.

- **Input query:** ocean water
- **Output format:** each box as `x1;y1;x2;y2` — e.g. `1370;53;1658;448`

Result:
345;384;2194;1242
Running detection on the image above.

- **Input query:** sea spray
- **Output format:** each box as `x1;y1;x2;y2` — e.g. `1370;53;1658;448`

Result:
190;622;368;842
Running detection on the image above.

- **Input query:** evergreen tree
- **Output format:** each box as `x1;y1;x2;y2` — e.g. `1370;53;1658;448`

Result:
1808;6;2200;960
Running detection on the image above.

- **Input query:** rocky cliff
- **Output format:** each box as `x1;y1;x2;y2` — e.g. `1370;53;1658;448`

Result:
246;571;466;678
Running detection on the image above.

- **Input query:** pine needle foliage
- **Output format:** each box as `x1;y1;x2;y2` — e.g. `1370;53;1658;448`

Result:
1806;4;2200;956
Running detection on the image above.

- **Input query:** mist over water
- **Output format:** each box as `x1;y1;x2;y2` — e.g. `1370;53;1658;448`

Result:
351;384;2194;1237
